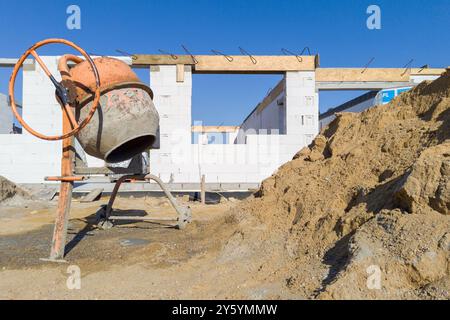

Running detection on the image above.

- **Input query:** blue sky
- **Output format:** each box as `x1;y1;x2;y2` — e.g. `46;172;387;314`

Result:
0;0;449;125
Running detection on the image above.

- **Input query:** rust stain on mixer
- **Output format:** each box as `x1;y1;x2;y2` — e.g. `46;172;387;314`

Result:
58;56;159;163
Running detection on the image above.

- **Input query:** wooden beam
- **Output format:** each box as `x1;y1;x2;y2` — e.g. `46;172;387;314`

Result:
200;175;206;205
316;68;446;82
134;55;317;72
80;188;103;203
194;55;316;73
410;68;447;75
133;54;193;65
316;68;410;82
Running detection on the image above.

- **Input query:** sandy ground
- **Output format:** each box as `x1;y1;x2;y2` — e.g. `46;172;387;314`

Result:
0;196;292;300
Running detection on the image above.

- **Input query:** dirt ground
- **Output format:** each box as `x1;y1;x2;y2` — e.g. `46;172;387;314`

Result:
234;70;450;299
0;196;296;299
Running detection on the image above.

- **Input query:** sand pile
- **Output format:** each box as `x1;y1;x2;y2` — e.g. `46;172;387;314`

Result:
227;70;450;299
0;176;32;204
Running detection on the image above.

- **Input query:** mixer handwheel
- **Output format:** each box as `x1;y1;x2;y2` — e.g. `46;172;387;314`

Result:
8;38;101;141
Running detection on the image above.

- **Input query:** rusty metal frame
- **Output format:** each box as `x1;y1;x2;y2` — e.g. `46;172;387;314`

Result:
101;174;191;230
8;39;102;263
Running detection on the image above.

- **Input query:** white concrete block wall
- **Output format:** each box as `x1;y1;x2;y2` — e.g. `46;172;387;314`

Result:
0;134;60;183
228;130;239;144
22;58;63;136
150;65;192;153
149;64;196;182
239;86;286;136
0;93;13;134
0;60;317;185
285;71;319;137
0;57;63;183
146;67;320;185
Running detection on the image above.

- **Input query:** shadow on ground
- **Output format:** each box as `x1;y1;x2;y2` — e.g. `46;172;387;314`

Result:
0;208;233;273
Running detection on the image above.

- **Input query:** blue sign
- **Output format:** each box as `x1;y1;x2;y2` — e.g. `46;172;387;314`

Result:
381;90;395;104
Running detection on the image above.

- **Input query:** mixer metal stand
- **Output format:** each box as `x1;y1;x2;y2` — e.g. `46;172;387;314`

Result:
96;174;192;230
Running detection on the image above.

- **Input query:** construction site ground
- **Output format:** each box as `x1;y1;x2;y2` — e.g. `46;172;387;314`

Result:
0;196;288;300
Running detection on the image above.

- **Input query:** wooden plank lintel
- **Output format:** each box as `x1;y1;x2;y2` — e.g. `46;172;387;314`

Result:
134;55;317;72
316;68;445;82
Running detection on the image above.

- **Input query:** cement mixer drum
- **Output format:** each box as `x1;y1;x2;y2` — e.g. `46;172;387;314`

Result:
60;56;159;163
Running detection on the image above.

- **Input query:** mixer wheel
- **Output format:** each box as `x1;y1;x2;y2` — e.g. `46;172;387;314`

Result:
8;38;101;141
